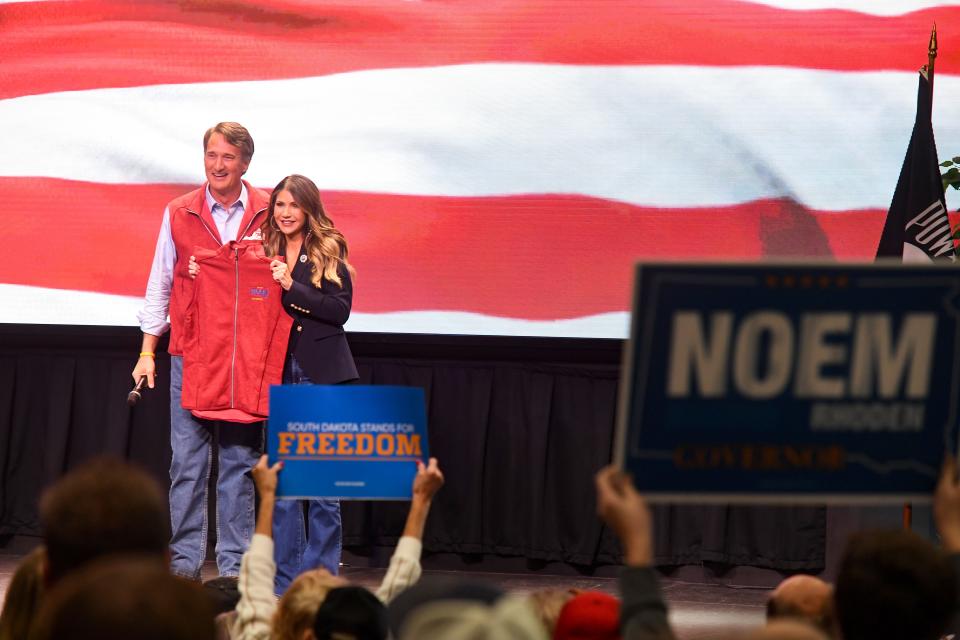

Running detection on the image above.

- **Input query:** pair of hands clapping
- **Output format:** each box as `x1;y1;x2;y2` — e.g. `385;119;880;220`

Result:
187;255;293;290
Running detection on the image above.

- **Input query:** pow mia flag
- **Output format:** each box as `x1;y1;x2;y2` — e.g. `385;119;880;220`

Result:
876;71;954;262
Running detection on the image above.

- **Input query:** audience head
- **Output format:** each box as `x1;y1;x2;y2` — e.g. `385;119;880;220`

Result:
39;456;169;585
396;595;547;640
527;588;579;637
553;590;621;640
203;576;242;616
30;556;215;640
273;568;347;640
214;611;238;640
744;619;829;640
313;586;388;640
766;575;832;632
834;529;956;640
0;546;45;640
388;576;504;637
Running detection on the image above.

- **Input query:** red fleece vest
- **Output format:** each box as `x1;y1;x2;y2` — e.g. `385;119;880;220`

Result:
167;181;270;355
180;242;292;422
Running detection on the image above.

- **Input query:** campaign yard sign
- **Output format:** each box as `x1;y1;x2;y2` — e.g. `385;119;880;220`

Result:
615;262;960;504
268;385;429;499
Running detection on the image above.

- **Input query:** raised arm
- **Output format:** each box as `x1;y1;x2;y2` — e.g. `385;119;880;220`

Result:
376;458;444;602
404;457;445;539
595;465;675;640
252;455;283;536
233;455;284;640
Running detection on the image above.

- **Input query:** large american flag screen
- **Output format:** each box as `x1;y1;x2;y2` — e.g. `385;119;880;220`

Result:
2;0;959;337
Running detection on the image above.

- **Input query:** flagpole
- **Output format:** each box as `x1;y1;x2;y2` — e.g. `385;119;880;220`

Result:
901;26;939;532
924;24;937;87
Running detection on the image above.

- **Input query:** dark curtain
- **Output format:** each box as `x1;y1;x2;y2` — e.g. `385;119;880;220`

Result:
0;351;173;537
0;335;825;572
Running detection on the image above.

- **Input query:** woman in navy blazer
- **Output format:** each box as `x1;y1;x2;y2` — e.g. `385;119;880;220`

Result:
263;174;358;594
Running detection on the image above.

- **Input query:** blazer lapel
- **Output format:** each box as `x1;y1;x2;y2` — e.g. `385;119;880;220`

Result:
291;244;310;280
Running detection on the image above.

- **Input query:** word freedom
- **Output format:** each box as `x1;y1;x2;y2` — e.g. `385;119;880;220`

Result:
277;432;423;458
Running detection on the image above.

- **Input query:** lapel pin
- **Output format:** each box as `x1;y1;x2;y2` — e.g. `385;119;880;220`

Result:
299;254;307;263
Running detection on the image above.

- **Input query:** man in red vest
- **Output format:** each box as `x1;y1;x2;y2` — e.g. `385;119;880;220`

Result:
132;122;271;580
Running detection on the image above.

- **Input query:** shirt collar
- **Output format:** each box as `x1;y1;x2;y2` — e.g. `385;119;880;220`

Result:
205;182;248;213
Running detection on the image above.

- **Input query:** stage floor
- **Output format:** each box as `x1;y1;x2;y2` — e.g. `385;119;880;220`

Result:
0;553;767;639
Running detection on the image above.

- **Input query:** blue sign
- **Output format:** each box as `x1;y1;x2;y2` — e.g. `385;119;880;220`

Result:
616;262;960;504
268;385;429;500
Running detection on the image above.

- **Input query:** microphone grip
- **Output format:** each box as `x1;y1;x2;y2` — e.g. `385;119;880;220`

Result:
127;375;147;407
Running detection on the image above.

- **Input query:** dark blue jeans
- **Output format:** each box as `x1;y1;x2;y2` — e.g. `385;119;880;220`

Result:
273;355;342;594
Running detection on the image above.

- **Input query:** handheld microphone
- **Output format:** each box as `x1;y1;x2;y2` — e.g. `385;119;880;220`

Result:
127;375;148;407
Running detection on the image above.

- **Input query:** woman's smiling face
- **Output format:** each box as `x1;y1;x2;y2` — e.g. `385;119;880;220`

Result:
272;189;306;238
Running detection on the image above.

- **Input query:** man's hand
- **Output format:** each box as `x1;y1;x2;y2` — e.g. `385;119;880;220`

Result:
935;455;960;552
132;333;160;389
188;255;200;279
132;356;156;389
252;454;283;498
413;457;444;503
595;465;653;566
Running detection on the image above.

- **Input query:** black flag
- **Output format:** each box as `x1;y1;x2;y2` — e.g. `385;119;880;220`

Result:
875;72;954;262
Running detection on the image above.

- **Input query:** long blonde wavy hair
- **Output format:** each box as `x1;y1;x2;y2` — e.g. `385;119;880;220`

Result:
262;174;354;288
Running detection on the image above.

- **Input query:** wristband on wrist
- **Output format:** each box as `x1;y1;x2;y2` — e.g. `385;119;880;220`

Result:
139;351;155;358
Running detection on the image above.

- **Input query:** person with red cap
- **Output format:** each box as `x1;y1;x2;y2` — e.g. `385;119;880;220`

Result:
554;591;622;640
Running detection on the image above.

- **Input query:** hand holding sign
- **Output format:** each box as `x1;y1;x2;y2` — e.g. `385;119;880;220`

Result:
402;457;445;540
595;465;651;567
413;458;444;502
252;454;284;536
253;454;283;497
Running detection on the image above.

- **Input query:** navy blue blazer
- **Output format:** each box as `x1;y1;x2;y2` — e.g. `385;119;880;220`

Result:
281;246;359;385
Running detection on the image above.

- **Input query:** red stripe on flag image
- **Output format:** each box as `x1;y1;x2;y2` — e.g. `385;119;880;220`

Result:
1;178;886;319
1;0;959;99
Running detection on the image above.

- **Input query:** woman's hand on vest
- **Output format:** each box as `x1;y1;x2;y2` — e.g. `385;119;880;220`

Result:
187;255;199;279
270;259;293;291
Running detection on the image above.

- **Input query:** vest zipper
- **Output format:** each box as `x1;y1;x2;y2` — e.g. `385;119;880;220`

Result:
185;208;223;246
186;204;266;245
231;246;239;408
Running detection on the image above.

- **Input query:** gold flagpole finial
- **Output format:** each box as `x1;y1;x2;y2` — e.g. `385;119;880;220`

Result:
925;23;938;79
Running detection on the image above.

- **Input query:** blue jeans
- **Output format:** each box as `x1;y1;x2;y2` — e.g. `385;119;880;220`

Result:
169;355;261;579
273;355;343;594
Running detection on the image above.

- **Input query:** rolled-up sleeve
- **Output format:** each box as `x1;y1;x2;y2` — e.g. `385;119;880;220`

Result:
375;536;423;603
137;207;176;336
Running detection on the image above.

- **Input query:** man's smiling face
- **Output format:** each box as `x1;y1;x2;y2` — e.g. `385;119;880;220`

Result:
204;132;249;201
